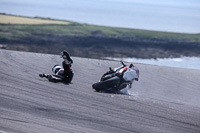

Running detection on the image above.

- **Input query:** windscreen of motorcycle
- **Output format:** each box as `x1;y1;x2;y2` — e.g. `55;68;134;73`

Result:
123;68;137;81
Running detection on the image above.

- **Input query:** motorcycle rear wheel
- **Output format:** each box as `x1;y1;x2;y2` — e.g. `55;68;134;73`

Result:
92;76;120;92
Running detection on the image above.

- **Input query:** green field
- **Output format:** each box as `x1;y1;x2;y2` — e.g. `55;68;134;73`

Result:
1;14;199;40
0;14;70;25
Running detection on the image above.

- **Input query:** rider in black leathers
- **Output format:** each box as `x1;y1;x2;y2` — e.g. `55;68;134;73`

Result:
39;50;74;83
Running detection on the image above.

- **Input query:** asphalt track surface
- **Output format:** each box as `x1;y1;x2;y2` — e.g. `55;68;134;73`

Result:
0;49;200;133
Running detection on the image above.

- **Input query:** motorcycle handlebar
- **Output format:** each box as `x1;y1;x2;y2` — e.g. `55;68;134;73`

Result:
108;61;126;72
120;60;126;67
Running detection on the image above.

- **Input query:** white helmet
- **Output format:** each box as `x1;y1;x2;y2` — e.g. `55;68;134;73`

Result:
52;65;63;74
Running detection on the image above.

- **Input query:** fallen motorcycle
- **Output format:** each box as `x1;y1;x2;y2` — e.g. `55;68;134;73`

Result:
92;61;138;93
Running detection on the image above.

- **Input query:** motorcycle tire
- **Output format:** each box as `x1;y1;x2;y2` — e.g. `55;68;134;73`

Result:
92;76;120;92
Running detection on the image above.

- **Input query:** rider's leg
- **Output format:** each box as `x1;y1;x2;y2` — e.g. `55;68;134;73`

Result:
39;74;60;82
39;74;49;78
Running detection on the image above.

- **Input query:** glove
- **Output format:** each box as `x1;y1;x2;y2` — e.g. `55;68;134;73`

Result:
135;78;139;81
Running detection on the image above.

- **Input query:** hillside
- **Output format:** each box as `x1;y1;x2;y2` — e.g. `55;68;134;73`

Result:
0;14;200;59
0;49;200;133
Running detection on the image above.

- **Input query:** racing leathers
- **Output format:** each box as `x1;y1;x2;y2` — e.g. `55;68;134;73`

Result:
39;51;74;83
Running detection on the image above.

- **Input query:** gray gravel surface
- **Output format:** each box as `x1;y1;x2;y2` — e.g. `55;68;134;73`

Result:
0;49;200;133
